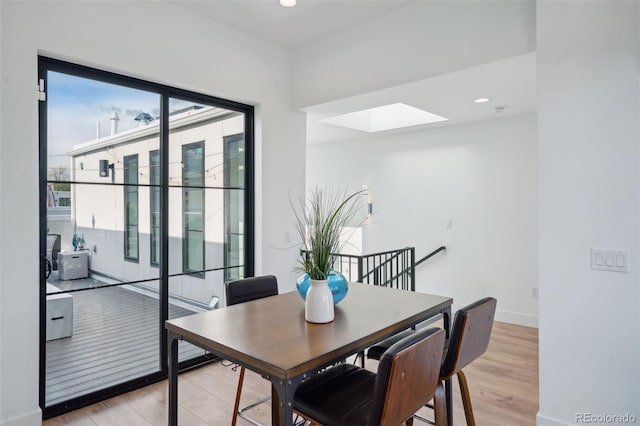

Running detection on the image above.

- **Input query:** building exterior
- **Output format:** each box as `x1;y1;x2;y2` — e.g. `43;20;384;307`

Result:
66;106;245;306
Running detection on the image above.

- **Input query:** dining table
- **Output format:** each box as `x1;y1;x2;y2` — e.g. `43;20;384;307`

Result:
166;282;453;426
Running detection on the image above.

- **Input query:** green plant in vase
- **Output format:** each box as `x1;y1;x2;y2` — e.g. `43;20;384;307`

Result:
291;187;362;322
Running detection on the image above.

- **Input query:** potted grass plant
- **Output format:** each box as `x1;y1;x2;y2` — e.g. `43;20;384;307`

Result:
291;187;362;323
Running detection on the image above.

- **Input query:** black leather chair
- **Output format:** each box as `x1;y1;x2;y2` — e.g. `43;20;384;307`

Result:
225;275;278;426
367;297;497;426
293;327;447;426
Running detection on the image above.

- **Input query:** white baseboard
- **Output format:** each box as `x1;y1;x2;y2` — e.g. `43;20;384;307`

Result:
452;303;538;328
0;408;41;426
495;308;538;328
537;412;573;426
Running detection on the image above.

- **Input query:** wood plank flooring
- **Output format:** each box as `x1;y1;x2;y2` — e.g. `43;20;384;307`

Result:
44;321;538;425
46;286;204;406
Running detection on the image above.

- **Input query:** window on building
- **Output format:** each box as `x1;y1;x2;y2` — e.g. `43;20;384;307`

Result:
182;142;204;275
224;133;244;282
124;154;139;261
150;150;160;267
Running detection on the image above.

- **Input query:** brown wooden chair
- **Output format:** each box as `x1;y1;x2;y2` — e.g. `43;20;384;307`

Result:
367;297;497;425
293;327;447;426
225;275;279;426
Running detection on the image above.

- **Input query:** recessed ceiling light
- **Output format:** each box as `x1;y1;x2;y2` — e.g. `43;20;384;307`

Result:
319;103;448;133
474;97;491;104
280;0;296;6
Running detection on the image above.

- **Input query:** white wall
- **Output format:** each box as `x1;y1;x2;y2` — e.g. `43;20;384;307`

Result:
292;0;535;108
0;1;4;420
0;2;305;424
537;2;640;425
307;114;537;327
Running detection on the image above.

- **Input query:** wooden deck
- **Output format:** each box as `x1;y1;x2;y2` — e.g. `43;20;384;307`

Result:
46;285;204;407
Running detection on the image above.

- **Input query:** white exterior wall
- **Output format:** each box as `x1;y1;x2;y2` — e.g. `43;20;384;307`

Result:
308;114;537;327
537;2;640;424
0;1;4;421
73;133;159;278
70;113;244;305
0;2;305;424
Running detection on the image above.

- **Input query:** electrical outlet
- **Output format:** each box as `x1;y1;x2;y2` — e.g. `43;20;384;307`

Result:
531;288;538;299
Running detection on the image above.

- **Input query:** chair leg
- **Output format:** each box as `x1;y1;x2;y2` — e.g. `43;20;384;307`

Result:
457;370;476;426
296;413;319;426
231;366;245;426
433;382;447;426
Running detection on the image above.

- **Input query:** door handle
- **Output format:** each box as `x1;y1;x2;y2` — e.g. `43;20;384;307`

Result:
41;255;52;280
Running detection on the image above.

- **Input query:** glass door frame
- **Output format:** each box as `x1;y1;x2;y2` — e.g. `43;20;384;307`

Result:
38;56;255;418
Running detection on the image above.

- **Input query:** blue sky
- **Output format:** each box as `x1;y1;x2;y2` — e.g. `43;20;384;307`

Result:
46;71;197;171
47;71;159;170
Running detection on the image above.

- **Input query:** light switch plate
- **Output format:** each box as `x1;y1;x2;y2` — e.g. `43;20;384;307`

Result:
591;248;629;273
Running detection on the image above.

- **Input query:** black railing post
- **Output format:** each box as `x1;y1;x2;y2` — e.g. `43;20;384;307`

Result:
410;247;415;292
357;256;363;283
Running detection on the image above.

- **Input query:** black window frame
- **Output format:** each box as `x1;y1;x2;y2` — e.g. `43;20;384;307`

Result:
38;55;255;419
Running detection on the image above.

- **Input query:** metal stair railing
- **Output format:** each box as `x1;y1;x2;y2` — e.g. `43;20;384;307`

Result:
303;246;446;291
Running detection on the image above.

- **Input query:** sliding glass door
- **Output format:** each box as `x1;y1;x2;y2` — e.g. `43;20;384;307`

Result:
39;57;254;417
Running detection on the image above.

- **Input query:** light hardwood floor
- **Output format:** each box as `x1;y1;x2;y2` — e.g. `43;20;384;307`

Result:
43;321;538;426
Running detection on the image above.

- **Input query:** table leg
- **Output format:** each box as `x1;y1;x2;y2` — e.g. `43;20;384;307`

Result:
168;331;179;426
442;306;453;426
270;376;304;426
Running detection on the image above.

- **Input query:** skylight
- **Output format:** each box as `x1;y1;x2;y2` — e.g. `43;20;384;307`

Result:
319;103;448;133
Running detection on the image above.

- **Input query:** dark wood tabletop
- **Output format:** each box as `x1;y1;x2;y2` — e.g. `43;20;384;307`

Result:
166;282;452;425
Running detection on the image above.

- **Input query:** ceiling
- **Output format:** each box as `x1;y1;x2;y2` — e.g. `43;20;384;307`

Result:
170;0;415;49
170;0;536;144
305;53;536;144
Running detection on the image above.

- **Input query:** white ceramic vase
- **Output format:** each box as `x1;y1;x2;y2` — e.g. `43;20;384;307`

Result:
305;279;335;323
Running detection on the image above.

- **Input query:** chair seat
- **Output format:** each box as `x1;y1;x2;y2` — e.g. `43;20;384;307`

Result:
366;330;416;360
293;364;377;426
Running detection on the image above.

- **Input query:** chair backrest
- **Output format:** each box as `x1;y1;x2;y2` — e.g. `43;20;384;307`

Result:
440;297;497;379
225;275;278;306
369;327;445;426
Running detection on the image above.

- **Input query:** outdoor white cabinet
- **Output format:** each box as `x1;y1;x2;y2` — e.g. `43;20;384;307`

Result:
46;283;73;341
58;251;89;280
